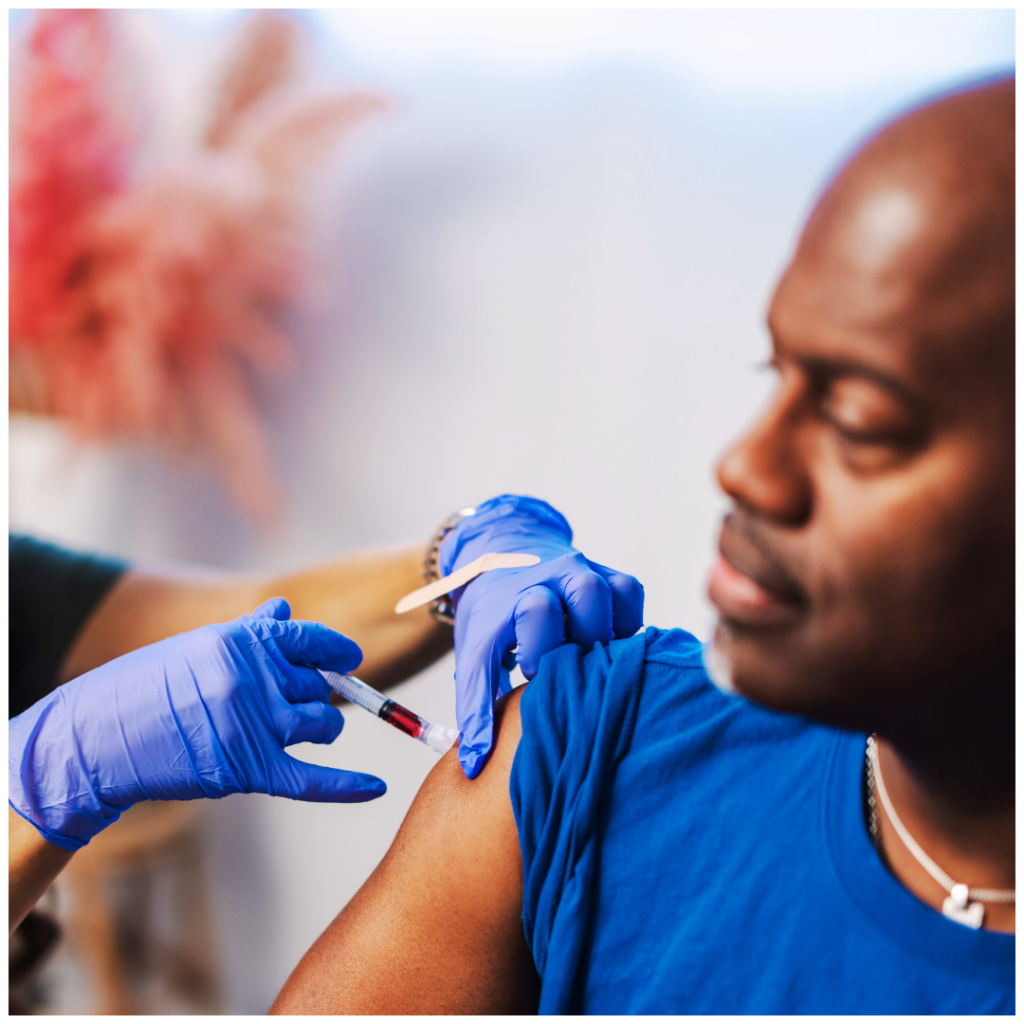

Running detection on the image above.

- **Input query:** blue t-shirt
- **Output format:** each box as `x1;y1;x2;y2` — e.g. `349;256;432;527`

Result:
509;627;1014;1014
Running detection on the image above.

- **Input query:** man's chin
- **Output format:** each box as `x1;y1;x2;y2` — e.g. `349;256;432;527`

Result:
707;616;848;722
705;618;803;709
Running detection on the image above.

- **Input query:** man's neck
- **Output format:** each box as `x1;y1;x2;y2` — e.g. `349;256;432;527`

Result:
873;735;1014;933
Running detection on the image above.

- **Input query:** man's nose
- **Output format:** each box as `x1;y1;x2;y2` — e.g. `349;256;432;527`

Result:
716;380;812;526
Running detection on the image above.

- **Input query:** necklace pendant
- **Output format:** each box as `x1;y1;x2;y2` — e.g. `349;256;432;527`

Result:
942;893;984;929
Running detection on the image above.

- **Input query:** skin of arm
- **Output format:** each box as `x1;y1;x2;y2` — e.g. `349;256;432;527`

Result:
9;806;73;936
58;542;453;693
270;686;538;1015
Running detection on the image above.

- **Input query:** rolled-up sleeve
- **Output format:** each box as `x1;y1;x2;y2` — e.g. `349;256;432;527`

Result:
509;630;649;1011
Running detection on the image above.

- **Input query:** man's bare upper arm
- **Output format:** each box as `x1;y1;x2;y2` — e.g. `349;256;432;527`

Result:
270;686;540;1015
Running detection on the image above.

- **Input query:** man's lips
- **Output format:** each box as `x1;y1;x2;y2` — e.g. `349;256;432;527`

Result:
708;515;806;628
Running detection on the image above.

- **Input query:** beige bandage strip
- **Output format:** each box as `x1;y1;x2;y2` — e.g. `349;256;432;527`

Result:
395;552;541;614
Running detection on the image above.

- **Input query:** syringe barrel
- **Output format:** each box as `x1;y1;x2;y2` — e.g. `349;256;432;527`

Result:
320;670;387;716
320;670;459;755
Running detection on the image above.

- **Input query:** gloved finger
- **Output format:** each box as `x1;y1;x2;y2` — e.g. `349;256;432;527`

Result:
513;585;566;679
254;618;363;674
454;618;517;779
241;596;292;622
559;569;614;647
586;560;645;638
278;699;345;747
275;663;334;706
272;757;386;803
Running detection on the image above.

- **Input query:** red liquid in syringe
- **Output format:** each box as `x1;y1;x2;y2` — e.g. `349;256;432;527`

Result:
378;699;426;739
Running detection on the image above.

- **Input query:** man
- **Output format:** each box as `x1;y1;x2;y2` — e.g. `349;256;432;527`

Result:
270;78;1015;1014
10;496;644;933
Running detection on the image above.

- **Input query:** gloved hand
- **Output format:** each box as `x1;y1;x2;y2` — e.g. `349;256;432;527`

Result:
9;598;385;852
439;494;644;778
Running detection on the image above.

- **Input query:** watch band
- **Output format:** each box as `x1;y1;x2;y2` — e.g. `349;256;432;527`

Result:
423;507;476;624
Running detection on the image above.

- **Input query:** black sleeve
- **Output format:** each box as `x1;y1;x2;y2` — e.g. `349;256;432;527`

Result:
9;534;129;719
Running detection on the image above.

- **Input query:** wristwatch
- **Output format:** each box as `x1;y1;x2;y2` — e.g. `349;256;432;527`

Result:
422;507;476;624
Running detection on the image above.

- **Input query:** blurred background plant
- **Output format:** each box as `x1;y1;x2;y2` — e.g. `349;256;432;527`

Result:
10;9;382;525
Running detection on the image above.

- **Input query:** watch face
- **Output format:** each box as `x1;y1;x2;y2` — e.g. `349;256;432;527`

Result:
428;595;455;625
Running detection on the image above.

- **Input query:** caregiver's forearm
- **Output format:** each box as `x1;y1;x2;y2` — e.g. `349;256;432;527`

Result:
58;543;452;691
9;806;74;936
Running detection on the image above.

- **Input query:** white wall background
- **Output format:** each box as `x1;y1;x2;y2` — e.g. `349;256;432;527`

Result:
9;9;1013;1013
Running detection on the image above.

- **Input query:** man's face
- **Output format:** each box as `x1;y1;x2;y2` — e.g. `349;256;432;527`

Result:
706;149;1013;725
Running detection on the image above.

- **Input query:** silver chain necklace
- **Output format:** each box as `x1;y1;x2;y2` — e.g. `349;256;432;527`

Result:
865;735;1014;930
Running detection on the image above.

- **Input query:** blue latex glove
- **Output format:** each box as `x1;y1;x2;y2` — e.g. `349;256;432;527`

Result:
9;598;386;851
440;494;644;778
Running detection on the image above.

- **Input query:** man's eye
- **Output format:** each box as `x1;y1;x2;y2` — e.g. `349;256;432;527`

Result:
822;408;897;444
820;379;922;464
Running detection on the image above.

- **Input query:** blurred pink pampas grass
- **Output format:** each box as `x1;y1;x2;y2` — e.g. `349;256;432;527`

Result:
10;10;384;525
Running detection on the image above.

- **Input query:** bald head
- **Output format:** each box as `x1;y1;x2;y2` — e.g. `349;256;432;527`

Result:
793;78;1013;359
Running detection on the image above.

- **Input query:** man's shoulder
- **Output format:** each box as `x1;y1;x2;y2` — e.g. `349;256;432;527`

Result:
522;623;813;784
530;625;718;719
635;625;707;669
537;625;706;676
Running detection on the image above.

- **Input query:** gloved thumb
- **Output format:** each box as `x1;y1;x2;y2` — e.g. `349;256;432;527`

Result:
244;597;292;622
454;644;503;780
272;756;387;803
453;611;518;780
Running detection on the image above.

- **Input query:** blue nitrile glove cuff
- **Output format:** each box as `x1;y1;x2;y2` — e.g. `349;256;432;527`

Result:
8;800;93;853
9;687;127;850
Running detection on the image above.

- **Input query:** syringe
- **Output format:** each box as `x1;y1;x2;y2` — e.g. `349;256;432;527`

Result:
320;670;460;755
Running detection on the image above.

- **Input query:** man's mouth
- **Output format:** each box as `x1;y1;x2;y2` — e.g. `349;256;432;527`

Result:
708;512;806;628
